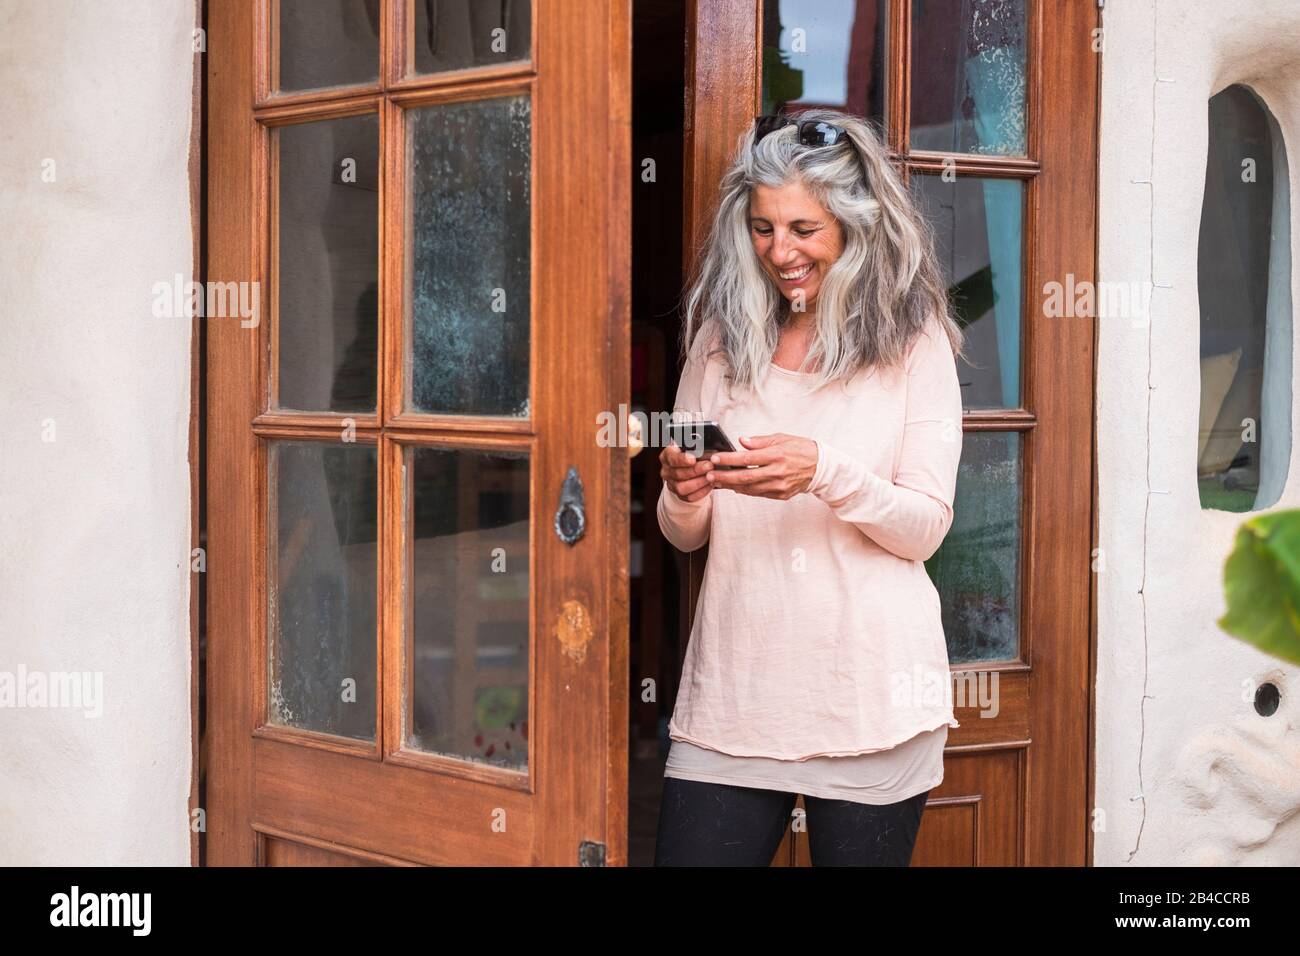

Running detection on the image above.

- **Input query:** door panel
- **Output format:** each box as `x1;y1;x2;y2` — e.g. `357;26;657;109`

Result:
207;0;631;866
686;0;1095;866
910;750;1024;867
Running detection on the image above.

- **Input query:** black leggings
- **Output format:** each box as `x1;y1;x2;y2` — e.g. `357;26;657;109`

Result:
654;775;930;867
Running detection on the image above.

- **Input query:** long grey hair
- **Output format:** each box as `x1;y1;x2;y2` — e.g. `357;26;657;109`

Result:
679;107;965;395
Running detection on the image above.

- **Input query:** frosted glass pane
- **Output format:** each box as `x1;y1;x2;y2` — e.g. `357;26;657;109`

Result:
925;431;1021;663
910;0;1026;156
268;441;378;740
406;96;531;417
407;446;530;771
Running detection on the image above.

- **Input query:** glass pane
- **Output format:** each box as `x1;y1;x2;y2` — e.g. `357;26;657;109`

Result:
268;441;378;741
407;96;531;417
410;0;531;75
276;114;379;413
909;0;1026;156
925;431;1021;663
408;446;530;771
276;0;380;94
760;0;888;128
1197;84;1293;512
911;173;1023;409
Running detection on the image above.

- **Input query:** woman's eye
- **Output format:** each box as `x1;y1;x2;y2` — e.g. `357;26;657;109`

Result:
794;228;815;238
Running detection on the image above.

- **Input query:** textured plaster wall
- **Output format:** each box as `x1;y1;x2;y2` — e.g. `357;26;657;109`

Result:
0;0;196;864
1097;0;1300;864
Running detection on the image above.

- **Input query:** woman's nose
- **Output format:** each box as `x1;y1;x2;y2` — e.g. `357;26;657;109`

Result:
770;229;795;263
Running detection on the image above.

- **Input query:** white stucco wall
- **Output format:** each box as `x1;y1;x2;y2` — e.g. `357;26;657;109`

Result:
6;0;1300;870
1097;0;1300;865
0;0;196;864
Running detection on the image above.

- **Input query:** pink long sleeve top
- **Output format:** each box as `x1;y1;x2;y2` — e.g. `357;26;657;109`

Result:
658;320;964;760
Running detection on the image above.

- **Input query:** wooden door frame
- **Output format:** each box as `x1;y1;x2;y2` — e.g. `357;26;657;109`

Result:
205;0;632;866
681;0;1098;866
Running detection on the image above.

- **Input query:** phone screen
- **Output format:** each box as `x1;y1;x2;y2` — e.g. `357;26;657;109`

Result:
666;421;749;469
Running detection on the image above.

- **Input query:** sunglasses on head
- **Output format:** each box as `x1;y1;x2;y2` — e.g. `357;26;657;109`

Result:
753;114;850;148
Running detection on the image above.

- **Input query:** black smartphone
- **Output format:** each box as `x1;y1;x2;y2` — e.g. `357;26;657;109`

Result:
664;420;754;470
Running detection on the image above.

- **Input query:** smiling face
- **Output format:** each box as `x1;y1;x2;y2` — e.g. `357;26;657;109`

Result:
748;179;846;314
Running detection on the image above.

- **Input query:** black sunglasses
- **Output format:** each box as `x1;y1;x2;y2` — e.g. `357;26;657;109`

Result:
753;114;850;148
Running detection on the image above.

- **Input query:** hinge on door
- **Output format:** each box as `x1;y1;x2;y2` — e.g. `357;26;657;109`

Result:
579;840;606;866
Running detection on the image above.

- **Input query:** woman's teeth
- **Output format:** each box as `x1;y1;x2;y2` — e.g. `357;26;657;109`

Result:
779;263;813;280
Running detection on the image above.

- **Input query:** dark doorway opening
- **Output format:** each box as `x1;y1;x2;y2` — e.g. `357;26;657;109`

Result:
628;0;688;867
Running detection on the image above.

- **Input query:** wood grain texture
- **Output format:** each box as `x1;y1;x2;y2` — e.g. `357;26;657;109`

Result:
208;0;632;866
257;826;417;865
603;0;633;868
1024;0;1097;867
206;0;259;866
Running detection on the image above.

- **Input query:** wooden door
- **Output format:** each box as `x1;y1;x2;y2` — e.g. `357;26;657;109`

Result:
683;0;1097;866
205;0;631;866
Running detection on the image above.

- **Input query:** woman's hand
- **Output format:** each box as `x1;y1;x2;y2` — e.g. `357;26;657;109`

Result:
660;442;715;502
705;433;818;499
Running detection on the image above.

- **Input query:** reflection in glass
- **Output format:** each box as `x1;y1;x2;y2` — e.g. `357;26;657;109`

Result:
911;173;1023;409
407;96;531;417
276;0;380;94
408;446;530;771
760;0;888;129
268;441;378;741
909;0;1026;155
925;431;1020;663
411;0;532;75
1197;84;1293;512
277;114;379;413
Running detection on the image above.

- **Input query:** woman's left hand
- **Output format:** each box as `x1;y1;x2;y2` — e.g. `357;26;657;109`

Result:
705;433;819;500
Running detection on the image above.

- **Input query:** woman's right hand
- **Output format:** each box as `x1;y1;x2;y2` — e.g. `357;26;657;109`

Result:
661;443;714;502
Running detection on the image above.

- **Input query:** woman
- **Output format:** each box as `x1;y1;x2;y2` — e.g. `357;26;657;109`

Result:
653;109;966;867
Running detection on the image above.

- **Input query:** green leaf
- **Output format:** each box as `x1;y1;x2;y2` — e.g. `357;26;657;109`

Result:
1219;509;1300;665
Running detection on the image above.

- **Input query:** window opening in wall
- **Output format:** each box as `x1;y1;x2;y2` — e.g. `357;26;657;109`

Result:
1197;83;1292;512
